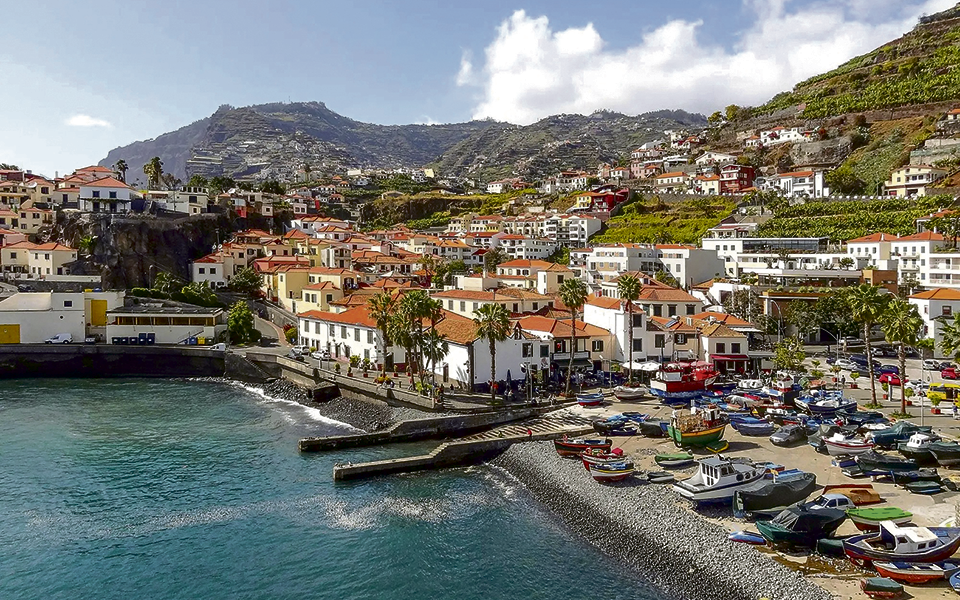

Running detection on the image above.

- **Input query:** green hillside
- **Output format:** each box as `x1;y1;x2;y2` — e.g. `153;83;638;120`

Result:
756;4;960;119
590;196;739;245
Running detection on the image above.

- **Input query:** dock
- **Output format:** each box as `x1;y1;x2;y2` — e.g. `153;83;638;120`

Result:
332;411;595;480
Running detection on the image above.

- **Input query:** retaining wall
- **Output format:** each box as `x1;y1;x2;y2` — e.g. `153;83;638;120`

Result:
0;344;225;378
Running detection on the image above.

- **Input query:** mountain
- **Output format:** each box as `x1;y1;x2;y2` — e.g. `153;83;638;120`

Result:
755;2;960;119
100;103;705;183
430;109;706;181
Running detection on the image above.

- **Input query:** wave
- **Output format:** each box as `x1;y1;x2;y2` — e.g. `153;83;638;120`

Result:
226;381;360;432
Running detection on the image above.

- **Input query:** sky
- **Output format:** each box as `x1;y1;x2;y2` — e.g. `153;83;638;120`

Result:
1;0;956;177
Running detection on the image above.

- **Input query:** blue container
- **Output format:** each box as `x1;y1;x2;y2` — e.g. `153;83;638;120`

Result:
189;337;198;346
146;333;156;345
111;337;122;345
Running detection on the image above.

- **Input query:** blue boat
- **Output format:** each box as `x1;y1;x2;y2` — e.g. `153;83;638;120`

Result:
728;530;766;545
732;421;777;436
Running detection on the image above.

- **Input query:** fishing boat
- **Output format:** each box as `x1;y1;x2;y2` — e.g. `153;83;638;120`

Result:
554;437;612;458
824;432;875;456
930;441;960;467
906;480;943;495
731;418;777;437
666;406;727;448
840;410;887;428
860;577;904;598
649;361;718;402
855;450;918;475
843;521;960;566
613;385;648;401
735;379;764;394
672;455;766;504
756;504;847;547
580;447;624;471
870;422;934;449
950;569;960;593
896;432;941;464
874;561;960;585
654;452;694;468
592;419;638;436
822;484;882;505
799;396;858;416
728;530;766;545
589;461;634;483
889;469;941;486
733;472;817;517
769;424;807;447
847;507;913;531
576;392;604;407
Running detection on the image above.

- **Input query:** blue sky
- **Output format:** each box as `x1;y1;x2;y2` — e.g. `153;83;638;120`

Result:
1;0;953;176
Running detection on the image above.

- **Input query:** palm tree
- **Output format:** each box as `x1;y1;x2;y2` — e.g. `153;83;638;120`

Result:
367;292;396;369
845;284;889;407
113;159;128;183
880;299;924;414
940;314;960;360
617;274;642;385
558;278;589;398
143;157;163;189
473;303;512;402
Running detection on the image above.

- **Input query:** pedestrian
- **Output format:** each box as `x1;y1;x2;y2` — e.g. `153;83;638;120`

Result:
527;428;532;438
953;402;958;420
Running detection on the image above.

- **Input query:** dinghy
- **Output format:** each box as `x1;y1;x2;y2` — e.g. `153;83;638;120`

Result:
930;441;960;467
855;450;918;475
847;507;913;531
824;432;874;456
589;461;634;483
580;447;624;471
646;471;675;484
756;504;847;547
613;385;648;401
654;452;694;468
731;419;776;437
873;561;960;585
577;393;604;407
728;530;765;545
906;480;943;495
554;437;611;458
860;577;903;598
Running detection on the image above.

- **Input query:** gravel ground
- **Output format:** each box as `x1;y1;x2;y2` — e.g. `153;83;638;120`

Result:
258;379;440;431
492;441;833;600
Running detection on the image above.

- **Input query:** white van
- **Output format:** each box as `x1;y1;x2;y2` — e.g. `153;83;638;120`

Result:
44;333;73;344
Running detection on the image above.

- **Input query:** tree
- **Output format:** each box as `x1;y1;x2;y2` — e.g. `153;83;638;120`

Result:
722;289;761;322
845;284;889;406
725;104;741;122
143;157;163;189
773;337;806;372
940;314;960;360
161;172;181;190
78;235;97;256
707;111;724;126
151;271;183;294
825;164;866;195
839;257;855;270
188;174;209;188
925;214;960;248
260;180;286;195
367;292;396;368
547;246;570;265
654;269;679;288
227;301;260;344
473;303;512;402
229;267;264;296
113;159;128;183
179;281;220;307
303;163;312;182
208;176;236;197
559;278;589;398
880;299;924;414
483;246;508;274
617;274;642;385
898;274;921;299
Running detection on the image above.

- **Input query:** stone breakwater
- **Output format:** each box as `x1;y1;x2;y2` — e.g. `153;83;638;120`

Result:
492;442;832;600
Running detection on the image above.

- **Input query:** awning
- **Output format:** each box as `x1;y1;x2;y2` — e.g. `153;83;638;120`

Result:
557;358;594;369
711;354;750;361
623;360;661;371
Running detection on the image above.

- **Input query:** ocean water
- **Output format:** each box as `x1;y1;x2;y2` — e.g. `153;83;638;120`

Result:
0;379;667;600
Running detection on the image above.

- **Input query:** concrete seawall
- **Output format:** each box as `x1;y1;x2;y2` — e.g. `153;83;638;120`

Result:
0;344;225;378
299;408;549;451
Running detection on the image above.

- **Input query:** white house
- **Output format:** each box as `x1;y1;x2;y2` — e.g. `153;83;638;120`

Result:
909;288;960;357
107;305;226;345
0;290;124;344
695;152;736;166
582;295;646;364
772;170;829;198
79;176;136;213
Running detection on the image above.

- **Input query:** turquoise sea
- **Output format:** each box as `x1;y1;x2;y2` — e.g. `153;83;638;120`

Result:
0;379;667;600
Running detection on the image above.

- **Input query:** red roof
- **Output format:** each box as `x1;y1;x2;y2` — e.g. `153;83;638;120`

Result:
82;176;130;189
847;232;898;243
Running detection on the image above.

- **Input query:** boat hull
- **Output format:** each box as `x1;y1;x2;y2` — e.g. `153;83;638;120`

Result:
873;561;959;584
825;439;874;456
843;528;960;566
554;439;611;458
666;424;726;448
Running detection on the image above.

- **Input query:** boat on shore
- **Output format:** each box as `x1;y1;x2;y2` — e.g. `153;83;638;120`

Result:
822;484;882;505
613;385;648;401
847;507;913;531
554;437;612;458
929;441;960;466
855;450;918;475
733;472;817;517
576;393;604;407
654;452;694;468
649;361;718;403
843;521;960;566
874;560;959;584
673;455;766;504
824;433;874;456
896;432;941;464
870;422;933;449
589;462;634;483
731;418;776;437
797;395;857;416
860;577;903;598
580;447;625;471
667;406;727;448
756;504;847;547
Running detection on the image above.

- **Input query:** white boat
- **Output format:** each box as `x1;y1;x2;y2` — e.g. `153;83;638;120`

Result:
613;385;648;401
824;432;875;456
735;379;764;393
672;456;766;504
589;462;634;482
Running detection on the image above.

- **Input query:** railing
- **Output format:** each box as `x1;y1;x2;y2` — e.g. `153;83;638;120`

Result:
552;351;590;361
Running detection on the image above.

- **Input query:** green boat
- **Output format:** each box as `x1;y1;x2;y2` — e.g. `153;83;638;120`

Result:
666;423;726;448
847;507;913;531
654;452;694;467
860;577;903;598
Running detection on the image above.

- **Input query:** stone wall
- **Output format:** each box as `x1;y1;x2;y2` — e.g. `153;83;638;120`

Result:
0;345;225;379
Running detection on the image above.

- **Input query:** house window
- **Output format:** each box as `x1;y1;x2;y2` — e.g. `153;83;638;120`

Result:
329;324;335;336
341;326;347;338
63;300;73;307
354;328;360;341
557;275;564;284
655;334;665;349
92;191;100;198
944;306;953;317
199;268;205;274
732;343;741;354
591;340;603;352
686;305;696;315
717;343;726;353
109;191;117;199
367;330;374;344
210;268;216;275
668;305;677;317
632;314;642;328
653;305;662;317
522;343;533;358
540;345;549;358
675;333;687;344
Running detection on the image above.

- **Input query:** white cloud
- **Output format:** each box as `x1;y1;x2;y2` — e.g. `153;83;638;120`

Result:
65;114;112;128
459;1;957;124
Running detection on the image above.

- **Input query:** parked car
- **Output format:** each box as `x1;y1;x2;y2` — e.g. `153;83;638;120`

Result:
84;336;98;344
905;380;929;394
942;367;959;380
286;349;305;362
44;333;73;344
879;373;905;386
875;347;897;358
923;359;944;371
842;337;862;347
834;359;859;371
290;345;310;356
808;493;855;511
311;349;331;361
877;365;899;375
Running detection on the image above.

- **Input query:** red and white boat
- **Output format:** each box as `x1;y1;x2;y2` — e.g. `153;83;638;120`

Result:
589;462;634;483
649;361;719;404
824;433;875;456
554;437;612;458
581;447;625;471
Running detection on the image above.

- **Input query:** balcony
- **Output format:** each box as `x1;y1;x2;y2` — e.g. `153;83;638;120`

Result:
552;350;591;362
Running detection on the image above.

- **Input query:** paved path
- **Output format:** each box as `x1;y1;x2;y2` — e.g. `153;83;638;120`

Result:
459;410;595;441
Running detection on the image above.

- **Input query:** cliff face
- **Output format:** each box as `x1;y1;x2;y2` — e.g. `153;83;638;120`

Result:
51;213;236;289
